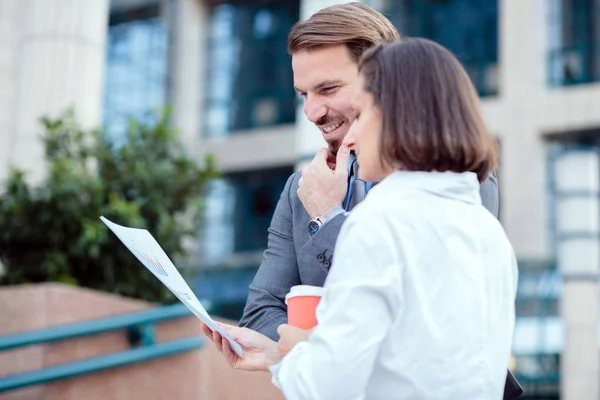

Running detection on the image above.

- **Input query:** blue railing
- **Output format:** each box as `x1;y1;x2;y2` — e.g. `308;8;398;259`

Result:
0;303;204;393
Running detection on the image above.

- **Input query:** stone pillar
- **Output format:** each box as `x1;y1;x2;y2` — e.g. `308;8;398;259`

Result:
9;0;109;184
554;149;600;400
294;0;363;170
167;0;207;151
0;0;25;182
497;0;550;258
166;0;210;267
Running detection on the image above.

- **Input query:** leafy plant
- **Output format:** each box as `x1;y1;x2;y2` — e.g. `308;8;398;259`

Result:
0;108;218;303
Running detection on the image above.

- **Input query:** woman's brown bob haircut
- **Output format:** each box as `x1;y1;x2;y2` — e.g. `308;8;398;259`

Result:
359;39;498;183
287;2;400;63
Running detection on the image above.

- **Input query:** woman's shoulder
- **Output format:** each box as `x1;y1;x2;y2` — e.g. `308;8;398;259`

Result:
351;181;418;223
342;189;417;241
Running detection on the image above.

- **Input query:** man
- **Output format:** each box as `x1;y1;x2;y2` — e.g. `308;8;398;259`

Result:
238;2;499;341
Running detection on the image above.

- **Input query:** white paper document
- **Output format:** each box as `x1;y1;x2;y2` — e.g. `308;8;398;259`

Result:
100;216;243;358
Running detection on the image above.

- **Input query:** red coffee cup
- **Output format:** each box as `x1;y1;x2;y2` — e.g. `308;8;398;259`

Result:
285;285;326;329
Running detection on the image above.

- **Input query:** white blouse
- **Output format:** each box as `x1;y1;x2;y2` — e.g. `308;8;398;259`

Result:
270;171;518;400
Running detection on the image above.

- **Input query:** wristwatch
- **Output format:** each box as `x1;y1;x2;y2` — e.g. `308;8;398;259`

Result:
307;216;324;237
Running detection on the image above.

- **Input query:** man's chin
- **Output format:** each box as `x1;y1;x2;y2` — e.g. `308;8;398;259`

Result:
327;140;340;155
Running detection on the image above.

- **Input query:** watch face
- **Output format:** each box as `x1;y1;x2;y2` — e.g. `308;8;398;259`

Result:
308;220;320;236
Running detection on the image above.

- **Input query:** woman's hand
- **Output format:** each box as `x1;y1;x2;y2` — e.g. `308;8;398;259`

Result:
200;322;281;372
277;324;312;357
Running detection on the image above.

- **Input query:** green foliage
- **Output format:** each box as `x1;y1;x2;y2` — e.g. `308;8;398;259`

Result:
0;109;218;302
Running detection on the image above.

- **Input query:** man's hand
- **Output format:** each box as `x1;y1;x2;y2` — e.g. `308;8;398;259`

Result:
200;322;281;372
277;324;312;358
298;145;351;219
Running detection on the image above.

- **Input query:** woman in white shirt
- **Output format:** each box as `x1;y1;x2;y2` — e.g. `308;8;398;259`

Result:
202;38;518;399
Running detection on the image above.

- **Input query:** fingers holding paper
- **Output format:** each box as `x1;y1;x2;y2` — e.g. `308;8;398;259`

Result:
200;322;281;372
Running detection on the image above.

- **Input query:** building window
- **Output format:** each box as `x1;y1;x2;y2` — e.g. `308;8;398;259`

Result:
199;165;294;269
548;0;599;86
200;179;237;266
511;260;560;398
196;166;294;318
204;0;299;138
103;4;169;140
375;0;499;97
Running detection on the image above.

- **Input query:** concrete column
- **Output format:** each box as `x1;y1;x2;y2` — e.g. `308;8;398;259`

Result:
501;0;548;96
0;1;27;183
294;0;363;170
561;282;599;399
9;0;109;184
168;0;207;151
554;149;600;400
496;0;550;258
165;0;209;267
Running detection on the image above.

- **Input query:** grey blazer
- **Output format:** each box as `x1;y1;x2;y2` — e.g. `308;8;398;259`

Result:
239;172;499;341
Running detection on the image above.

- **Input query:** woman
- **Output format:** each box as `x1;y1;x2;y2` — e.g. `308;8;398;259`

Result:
203;38;518;399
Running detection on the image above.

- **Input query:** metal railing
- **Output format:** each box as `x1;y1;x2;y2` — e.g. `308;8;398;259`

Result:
0;303;204;393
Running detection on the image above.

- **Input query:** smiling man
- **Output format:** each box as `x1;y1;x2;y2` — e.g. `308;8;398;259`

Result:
238;1;499;341
238;3;403;338
293;44;358;157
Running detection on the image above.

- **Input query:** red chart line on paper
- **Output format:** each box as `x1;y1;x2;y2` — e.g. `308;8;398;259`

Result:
135;250;168;277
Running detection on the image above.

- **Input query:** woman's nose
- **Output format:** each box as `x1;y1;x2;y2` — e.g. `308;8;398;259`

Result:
342;128;356;149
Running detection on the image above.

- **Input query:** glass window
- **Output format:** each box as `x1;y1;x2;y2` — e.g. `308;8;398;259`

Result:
201;179;237;266
195;165;294;318
548;0;599;86
511;259;561;397
198;165;294;268
103;5;168;141
204;1;300;137
376;0;499;96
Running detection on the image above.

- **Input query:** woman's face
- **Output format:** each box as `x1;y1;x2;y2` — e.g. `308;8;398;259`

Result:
343;74;395;182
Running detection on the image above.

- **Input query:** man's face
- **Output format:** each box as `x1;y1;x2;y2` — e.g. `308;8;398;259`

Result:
292;45;359;154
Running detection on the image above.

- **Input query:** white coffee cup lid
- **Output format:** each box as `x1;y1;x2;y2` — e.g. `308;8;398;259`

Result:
285;285;326;304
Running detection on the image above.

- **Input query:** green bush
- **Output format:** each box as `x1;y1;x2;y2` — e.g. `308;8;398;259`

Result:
0;109;218;303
